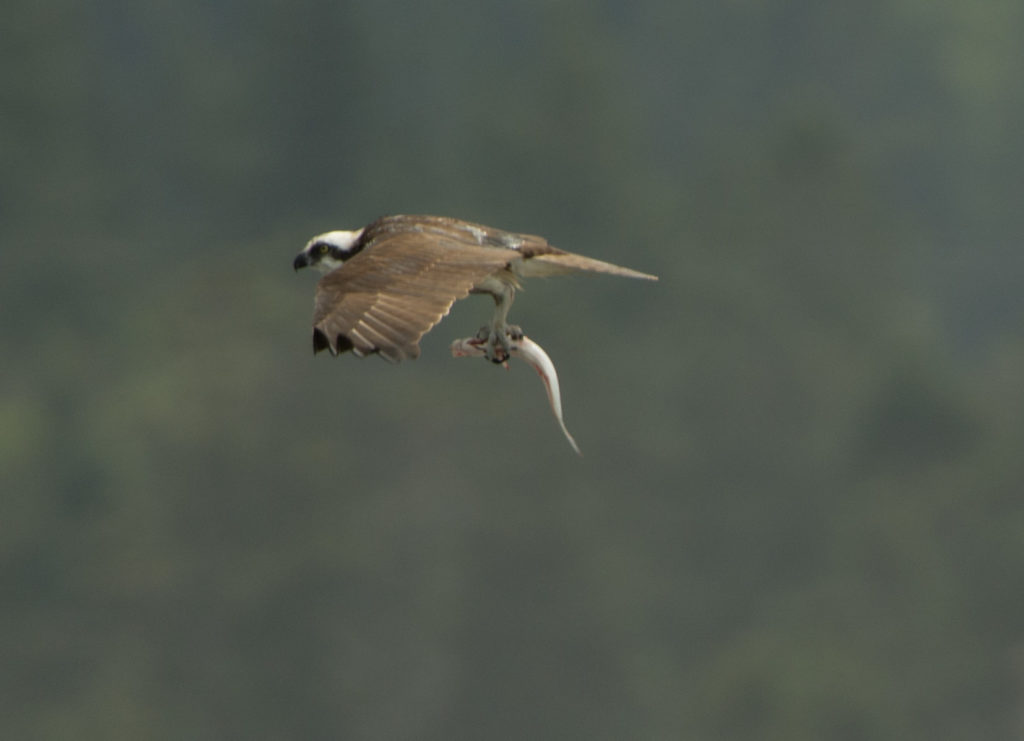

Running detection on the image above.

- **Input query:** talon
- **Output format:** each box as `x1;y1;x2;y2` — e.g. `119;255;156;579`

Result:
489;340;510;364
477;324;519;364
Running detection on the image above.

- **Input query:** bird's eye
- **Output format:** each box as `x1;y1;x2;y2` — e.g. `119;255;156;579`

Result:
318;244;329;254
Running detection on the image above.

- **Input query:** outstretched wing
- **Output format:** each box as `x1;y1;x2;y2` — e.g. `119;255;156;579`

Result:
311;231;518;362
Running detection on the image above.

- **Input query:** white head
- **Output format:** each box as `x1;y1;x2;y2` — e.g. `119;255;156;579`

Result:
292;229;366;274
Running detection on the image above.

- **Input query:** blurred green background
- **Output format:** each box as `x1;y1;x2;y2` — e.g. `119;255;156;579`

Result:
3;1;1024;739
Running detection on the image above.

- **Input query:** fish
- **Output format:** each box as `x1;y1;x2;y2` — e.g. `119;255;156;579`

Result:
450;333;582;456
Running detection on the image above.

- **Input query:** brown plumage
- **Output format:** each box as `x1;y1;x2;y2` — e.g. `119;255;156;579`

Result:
294;214;657;362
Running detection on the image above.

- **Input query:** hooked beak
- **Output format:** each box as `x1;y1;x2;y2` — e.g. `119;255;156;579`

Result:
293;252;310;272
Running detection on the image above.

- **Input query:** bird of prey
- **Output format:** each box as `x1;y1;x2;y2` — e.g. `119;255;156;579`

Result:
293;214;658;363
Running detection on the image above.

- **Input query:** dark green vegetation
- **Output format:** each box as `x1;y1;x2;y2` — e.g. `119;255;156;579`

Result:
3;1;1023;738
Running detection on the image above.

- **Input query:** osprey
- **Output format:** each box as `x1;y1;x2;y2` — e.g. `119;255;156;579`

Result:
293;214;657;363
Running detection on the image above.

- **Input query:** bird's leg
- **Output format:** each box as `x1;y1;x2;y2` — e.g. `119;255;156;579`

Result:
477;283;519;364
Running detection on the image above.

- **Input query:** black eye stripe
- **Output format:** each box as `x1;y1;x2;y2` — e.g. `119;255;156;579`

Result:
308;237;365;261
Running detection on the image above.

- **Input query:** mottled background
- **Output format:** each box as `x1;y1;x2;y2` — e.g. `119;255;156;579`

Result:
3;1;1023;738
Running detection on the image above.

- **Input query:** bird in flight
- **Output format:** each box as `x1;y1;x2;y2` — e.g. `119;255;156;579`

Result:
293;214;657;364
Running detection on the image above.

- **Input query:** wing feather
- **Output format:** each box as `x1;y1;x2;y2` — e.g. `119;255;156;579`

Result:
311;231;518;362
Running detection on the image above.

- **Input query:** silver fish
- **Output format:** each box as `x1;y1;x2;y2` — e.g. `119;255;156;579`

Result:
451;334;582;456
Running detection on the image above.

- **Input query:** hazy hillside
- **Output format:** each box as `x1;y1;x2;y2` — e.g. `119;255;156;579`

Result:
3;1;1023;738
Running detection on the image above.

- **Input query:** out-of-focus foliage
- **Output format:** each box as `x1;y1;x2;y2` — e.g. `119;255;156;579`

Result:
3;1;1023;739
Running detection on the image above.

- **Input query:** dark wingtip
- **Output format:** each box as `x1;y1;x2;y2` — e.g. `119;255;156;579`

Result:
312;328;329;354
335;334;354;354
309;329;361;358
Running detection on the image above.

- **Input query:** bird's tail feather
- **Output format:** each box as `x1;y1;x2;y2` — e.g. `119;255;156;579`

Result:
520;253;658;281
